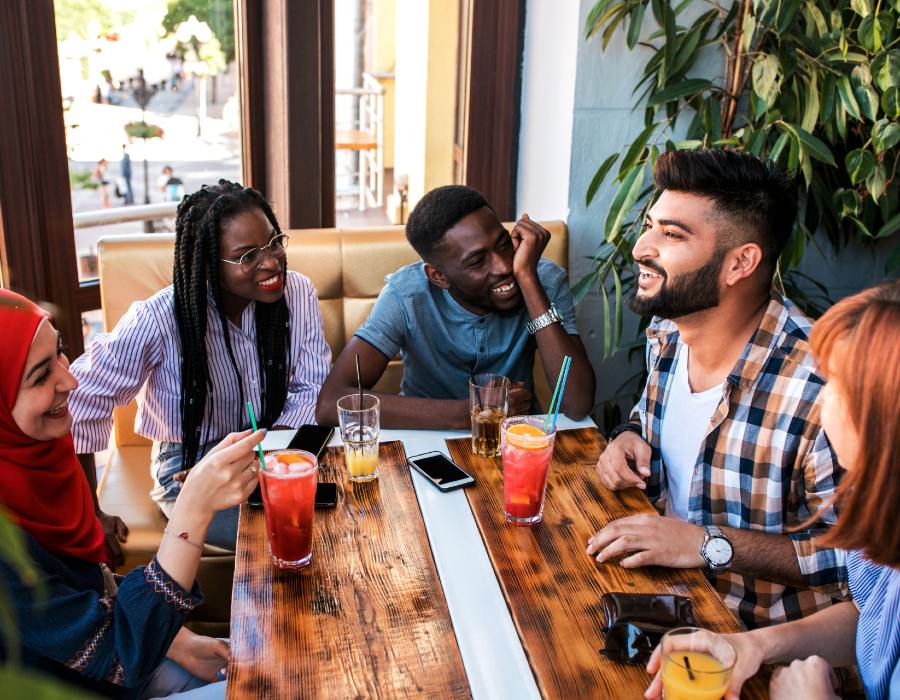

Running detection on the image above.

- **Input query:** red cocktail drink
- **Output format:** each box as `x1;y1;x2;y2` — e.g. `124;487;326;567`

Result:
501;416;557;525
260;450;318;568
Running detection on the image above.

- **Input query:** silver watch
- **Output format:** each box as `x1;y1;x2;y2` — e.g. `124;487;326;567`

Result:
700;525;733;574
526;303;563;335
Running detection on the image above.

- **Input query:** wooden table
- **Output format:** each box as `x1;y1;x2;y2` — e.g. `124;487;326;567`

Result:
227;441;470;699
447;428;769;700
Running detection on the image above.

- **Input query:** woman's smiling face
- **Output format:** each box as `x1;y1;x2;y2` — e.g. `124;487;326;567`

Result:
11;321;79;441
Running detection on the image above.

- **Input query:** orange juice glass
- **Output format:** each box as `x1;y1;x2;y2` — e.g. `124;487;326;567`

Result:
260;449;318;569
500;416;557;525
660;627;736;700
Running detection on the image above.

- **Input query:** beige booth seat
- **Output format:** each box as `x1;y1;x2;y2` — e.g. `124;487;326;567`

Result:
95;222;568;571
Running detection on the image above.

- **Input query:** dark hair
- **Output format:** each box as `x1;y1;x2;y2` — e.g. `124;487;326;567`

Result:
405;185;492;259
652;149;798;278
173;180;290;469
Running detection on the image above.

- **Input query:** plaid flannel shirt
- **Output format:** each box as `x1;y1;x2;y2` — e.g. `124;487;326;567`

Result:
629;295;849;629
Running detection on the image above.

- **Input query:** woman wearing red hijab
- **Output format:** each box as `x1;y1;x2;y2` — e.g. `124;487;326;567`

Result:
0;289;262;698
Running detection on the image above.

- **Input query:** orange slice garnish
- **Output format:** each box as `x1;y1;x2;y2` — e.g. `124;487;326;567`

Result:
505;423;548;449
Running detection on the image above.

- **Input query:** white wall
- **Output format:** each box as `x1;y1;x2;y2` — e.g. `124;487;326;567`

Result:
515;0;579;220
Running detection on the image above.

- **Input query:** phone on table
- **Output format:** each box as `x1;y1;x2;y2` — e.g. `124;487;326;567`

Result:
248;424;336;506
407;451;475;492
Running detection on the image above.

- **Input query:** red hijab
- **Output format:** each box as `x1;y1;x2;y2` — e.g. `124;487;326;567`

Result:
0;289;108;564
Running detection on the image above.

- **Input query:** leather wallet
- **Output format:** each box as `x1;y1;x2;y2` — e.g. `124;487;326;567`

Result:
600;592;697;629
600;593;697;664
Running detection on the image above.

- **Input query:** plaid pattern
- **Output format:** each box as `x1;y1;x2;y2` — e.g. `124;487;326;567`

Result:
630;295;849;629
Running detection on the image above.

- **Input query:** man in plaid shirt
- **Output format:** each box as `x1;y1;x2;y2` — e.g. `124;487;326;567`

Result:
587;150;848;629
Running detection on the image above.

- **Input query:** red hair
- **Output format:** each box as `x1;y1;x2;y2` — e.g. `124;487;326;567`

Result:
810;282;900;566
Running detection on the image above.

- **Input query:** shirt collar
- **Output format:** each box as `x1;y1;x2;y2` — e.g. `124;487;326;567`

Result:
645;294;791;391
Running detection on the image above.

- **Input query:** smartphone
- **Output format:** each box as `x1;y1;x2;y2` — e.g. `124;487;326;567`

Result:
314;482;338;508
407;451;475;492
248;424;336;505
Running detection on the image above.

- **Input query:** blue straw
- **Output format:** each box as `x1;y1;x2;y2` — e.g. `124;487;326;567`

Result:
549;356;572;432
246;402;267;468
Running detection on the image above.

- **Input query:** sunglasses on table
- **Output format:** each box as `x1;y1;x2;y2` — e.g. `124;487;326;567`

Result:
220;234;290;274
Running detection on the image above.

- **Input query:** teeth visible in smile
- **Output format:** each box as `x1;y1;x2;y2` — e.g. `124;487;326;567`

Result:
258;275;280;287
48;402;66;416
492;280;516;294
639;267;662;280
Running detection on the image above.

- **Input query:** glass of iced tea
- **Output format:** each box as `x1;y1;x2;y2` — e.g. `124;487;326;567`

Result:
660;627;737;700
337;393;380;482
469;373;509;457
259;450;319;569
500;415;556;525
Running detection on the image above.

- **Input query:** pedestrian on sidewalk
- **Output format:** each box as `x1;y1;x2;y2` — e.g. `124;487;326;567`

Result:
120;144;134;205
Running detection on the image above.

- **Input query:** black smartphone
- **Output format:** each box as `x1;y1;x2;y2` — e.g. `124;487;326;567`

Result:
314;482;338;508
248;424;336;506
407;451;475;492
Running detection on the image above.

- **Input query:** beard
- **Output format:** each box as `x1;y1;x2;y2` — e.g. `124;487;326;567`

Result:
626;247;727;319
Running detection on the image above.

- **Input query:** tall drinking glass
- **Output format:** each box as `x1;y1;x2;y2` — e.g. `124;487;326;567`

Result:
337;393;380;482
500;415;557;525
660;627;737;700
469;373;509;457
259;450;318;569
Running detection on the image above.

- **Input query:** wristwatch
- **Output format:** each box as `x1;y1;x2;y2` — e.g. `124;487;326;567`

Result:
700;525;734;574
526;303;563;335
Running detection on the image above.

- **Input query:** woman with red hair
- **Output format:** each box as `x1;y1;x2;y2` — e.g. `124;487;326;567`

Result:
0;289;262;698
643;281;900;700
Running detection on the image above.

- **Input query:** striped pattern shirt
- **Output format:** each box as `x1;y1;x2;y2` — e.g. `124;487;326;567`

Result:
629;295;848;629
69;271;331;452
848;551;900;700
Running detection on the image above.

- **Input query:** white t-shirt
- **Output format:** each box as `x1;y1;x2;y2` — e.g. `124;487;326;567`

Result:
659;343;724;521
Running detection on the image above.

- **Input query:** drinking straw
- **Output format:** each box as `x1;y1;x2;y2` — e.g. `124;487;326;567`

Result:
549;356;572;432
542;355;571;433
355;354;364;411
683;655;695;681
245;401;267;468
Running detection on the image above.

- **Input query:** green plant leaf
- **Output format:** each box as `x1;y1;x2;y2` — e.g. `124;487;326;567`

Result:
619;122;658;177
612;265;623;352
671;23;705;77
871;50;900;92
846;149;876;184
752;53;782;110
886;243;900;276
599;280;612;356
873;119;900;154
854;84;880;122
671;139;703;149
572;270;598;303
663;2;677;78
586;153;619;207
837;76;862;120
626;2;647;49
851;0;872;16
866;163;887;201
604;164;645;241
584;0;613;39
743;13;757;52
847;215;874;237
858;12;892;53
803;1;828;37
881;86;900;118
877;212;900;239
0;667;99;699
820;73;836;123
795;126;836;166
801;74;819;132
770;130;791;162
647;79;711;106
836;189;864;216
601;5;630;50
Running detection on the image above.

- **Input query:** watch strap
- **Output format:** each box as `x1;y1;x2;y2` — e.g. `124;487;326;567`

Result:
526;304;563;335
608;422;642;441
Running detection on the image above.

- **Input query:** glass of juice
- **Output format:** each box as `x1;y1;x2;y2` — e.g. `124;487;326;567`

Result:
259;450;319;569
337;393;380;482
469;373;509;457
660;627;737;700
500;415;557;525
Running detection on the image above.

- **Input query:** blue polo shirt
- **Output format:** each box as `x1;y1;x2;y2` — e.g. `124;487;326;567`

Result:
354;258;579;400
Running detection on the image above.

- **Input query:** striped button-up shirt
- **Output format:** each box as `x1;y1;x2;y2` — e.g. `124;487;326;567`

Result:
70;271;331;453
629;295;848;629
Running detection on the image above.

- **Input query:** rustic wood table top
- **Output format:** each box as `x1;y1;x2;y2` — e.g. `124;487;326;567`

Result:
227;440;471;699
446;427;769;700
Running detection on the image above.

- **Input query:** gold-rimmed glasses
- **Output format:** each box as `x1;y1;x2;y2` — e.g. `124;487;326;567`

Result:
220;233;290;274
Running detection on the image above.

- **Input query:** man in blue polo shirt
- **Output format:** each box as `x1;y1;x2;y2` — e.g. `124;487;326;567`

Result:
316;185;595;429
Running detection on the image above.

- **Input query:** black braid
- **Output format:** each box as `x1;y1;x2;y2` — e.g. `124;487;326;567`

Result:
173;180;291;470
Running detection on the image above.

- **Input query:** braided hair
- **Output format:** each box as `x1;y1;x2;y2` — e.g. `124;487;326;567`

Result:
173;180;290;470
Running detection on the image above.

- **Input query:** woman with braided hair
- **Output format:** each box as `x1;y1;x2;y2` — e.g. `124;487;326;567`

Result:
69;180;331;551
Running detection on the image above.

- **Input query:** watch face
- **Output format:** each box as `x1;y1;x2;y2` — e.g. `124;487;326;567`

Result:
705;537;733;565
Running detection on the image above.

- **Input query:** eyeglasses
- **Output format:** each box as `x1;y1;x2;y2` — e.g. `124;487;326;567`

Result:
220;234;290;274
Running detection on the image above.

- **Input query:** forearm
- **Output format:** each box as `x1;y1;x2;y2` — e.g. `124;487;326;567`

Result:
517;275;594;418
748;601;859;668
724;527;804;587
78;453;100;509
317;379;469;430
155;499;211;591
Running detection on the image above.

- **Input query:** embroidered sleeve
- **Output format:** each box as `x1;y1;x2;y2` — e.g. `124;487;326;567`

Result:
143;557;203;613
